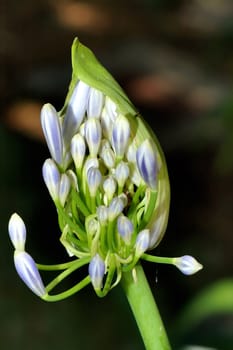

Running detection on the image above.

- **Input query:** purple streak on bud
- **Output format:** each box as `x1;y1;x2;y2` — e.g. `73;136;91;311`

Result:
117;215;134;244
42;159;60;202
8;213;26;251
101;108;113;139
14;251;46;297
87;88;104;118
59;173;71;207
40;103;63;165
87;167;102;197
83;158;99;178
115;161;129;188
108;197;125;221
136;139;158;190
71;133;86;170
174;255;203;275
88;254;105;290
135;229;150;257
85;118;102;157
62;81;90;146
111;115;130;158
97;205;109;225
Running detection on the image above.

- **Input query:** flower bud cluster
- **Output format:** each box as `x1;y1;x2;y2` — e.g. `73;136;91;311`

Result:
39;81;169;292
8;40;202;300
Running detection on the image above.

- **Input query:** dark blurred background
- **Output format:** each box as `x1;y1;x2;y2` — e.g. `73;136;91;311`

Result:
1;1;233;349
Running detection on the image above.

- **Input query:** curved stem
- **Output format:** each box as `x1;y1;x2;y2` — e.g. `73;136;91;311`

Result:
121;263;171;350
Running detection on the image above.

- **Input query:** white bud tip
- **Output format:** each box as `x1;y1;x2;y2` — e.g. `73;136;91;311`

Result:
174;255;203;275
8;213;26;251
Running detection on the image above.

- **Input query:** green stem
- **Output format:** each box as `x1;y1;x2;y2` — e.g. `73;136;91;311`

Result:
121;263;171;350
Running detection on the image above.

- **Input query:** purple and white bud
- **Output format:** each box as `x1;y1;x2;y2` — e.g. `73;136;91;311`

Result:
87;88;104;118
86;218;100;238
62;81;90;146
40;103;63;165
83;158;99;178
115;161;129;188
14;251;46;297
88;254;105;290
87;167;102;197
8;213;26;251
117;215;134;244
42;158;61;202
101;147;115;169
135;229;150;257
111;115;130;158
174;255;203;275
136;139;158;190
108;197;125;221
105;97;118;122
59;173;71;206
97;205;109;225
66;169;79;191
101;108;113;139
71;133;86;170
103;176;117;203
85;118;102;157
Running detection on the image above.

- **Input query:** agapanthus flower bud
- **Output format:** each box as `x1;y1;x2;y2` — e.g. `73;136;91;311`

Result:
84;118;102;157
71;133;86;170
40;103;63;165
42;159;60;202
87;88;104;118
88;254;105;290
136;139;158;190
174;255;203;275
117;215;134;244
62;81;90;146
87;167;102;197
108;197;125;221
111;115;130;158
59;173;71;207
115;161;129;188
105;97;118;122
103;176;117;203
96;205;108;225
135;229;150;257
8;213;26;251
14;251;46;297
101;147;115;169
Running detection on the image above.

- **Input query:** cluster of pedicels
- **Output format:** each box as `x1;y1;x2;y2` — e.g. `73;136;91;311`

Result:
8;39;202;302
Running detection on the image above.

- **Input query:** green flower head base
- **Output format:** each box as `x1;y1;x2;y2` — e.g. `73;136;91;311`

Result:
8;39;202;302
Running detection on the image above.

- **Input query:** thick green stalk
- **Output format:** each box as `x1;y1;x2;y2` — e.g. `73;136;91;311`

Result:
121;263;171;350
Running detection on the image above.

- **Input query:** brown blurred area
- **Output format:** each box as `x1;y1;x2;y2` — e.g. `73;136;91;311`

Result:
1;1;233;350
